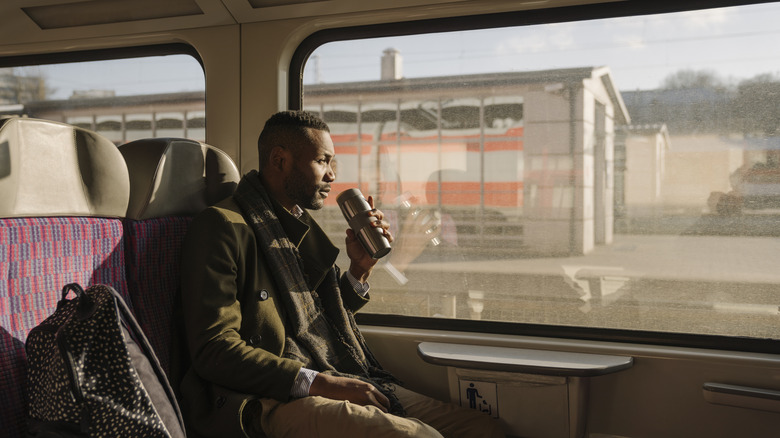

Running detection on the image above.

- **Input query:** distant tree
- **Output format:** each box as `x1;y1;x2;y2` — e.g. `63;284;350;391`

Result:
659;69;725;90
733;73;780;136
0;67;49;104
623;69;780;136
652;69;732;133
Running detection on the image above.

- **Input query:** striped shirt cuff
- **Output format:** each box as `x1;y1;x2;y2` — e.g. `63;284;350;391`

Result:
291;367;320;398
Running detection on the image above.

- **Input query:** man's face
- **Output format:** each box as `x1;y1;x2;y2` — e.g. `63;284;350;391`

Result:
283;128;336;210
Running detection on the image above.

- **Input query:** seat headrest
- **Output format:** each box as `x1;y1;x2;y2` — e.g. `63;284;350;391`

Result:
0;117;130;218
119;138;240;220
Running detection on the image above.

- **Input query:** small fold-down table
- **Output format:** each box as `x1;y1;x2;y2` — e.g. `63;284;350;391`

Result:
418;342;634;438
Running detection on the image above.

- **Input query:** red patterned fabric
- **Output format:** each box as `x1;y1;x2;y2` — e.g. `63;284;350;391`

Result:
0;217;129;438
124;216;193;375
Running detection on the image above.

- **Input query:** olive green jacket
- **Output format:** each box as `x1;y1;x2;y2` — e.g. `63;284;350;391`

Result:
178;194;369;437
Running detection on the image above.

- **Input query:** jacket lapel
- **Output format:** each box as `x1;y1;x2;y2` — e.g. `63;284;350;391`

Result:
275;204;339;291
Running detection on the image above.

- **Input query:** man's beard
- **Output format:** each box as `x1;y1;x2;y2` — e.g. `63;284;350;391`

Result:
284;167;329;210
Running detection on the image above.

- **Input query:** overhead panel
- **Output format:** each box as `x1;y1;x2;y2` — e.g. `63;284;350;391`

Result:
23;0;203;29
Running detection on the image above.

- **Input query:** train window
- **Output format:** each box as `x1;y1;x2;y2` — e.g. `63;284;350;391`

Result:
303;2;780;342
0;52;204;144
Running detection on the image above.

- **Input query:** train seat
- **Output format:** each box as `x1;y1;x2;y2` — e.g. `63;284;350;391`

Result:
119;137;240;376
0;117;131;438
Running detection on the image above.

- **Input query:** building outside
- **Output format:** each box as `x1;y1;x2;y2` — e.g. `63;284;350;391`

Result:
22;91;205;145
621;87;780;230
304;66;630;256
615;124;670;224
3;67;631;256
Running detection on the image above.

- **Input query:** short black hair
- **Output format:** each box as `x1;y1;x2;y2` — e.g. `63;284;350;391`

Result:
257;110;330;169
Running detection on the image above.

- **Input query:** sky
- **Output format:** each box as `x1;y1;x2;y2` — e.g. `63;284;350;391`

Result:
304;2;780;91
13;2;780;99
15;55;205;100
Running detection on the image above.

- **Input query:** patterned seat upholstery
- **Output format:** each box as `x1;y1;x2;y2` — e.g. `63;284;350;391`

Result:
0;117;130;438
120;137;239;376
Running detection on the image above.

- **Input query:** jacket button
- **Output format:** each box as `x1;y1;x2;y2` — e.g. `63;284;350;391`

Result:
258;289;269;301
249;334;262;345
216;396;226;408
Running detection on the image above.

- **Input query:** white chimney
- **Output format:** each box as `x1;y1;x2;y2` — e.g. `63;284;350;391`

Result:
381;48;403;81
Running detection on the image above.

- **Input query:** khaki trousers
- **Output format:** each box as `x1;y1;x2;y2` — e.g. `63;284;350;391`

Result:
247;384;505;438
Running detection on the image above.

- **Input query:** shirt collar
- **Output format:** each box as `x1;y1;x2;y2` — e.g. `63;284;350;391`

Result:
290;204;304;219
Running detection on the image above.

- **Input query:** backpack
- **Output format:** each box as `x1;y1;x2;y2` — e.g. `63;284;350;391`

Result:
25;283;186;438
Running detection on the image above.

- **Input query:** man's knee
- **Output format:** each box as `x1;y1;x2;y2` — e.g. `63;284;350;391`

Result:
257;396;443;438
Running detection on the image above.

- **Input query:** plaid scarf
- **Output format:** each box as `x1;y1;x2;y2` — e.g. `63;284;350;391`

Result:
233;171;404;416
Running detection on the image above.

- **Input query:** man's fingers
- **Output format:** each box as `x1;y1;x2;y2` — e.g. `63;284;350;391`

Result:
311;374;393;413
368;387;390;413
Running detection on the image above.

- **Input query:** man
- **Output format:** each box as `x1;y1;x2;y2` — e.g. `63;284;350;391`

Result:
179;110;504;437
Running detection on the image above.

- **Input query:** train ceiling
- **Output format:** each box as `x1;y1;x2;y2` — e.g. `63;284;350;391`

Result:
0;0;601;56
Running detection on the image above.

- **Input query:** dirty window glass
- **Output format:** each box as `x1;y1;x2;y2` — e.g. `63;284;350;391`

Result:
304;3;780;340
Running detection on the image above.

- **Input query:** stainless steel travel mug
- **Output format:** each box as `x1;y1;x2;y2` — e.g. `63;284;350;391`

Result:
337;188;392;259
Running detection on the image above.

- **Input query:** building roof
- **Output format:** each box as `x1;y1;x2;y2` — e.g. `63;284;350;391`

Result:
306;66;630;124
25;90;205;112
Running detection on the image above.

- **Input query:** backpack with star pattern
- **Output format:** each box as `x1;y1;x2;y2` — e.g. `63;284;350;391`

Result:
25;283;186;438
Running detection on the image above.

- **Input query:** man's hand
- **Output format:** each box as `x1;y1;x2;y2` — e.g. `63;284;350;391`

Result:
345;195;393;283
308;373;390;413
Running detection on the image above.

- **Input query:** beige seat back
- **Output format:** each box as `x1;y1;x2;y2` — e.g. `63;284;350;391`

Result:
0;117;129;218
119;137;239;220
